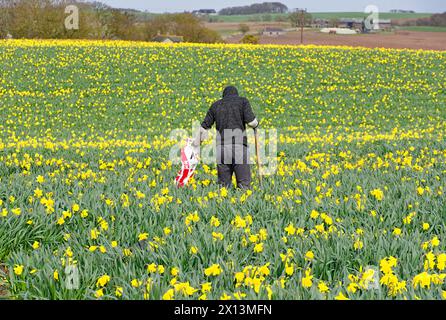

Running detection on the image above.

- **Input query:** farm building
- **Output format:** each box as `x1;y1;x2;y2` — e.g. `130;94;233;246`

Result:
263;27;286;36
152;35;184;43
390;9;415;13
373;19;392;31
311;18;330;28
339;18;364;30
192;9;217;15
339;18;393;32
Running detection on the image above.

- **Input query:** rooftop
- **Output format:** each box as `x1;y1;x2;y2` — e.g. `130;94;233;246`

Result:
264;27;285;32
152;35;184;43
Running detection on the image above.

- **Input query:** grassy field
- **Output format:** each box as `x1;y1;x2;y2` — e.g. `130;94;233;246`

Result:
215;12;433;23
397;26;446;32
213;13;287;23
0;40;445;300
311;12;433;20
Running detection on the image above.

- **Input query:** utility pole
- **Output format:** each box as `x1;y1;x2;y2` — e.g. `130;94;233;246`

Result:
296;8;307;44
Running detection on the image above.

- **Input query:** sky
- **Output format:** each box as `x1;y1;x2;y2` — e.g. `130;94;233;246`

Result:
97;0;445;13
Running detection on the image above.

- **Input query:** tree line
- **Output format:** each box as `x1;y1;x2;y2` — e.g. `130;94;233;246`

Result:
397;12;446;27
219;2;288;16
413;12;446;27
0;0;222;43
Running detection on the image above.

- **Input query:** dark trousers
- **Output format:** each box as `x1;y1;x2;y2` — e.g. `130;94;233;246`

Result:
217;144;251;189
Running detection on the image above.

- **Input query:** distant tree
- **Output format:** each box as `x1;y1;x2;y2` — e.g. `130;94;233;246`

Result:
89;1;114;39
146;13;223;43
195;27;223;43
60;1;99;39
239;24;250;34
289;12;313;28
0;1;223;43
240;34;259;44
219;2;288;15
108;9;137;40
1;0;95;39
329;18;340;28
6;0;66;38
0;0;11;38
415;12;446;27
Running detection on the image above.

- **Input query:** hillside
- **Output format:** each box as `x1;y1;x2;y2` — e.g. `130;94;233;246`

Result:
214;12;433;23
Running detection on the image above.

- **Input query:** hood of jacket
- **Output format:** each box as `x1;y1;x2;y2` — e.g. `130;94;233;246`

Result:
222;86;239;98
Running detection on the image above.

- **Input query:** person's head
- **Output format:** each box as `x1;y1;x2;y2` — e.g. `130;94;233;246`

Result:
223;86;239;98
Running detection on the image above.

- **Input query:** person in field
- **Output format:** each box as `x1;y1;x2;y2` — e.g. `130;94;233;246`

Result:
194;86;259;189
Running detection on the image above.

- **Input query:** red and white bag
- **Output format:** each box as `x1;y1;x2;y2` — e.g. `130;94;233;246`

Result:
175;138;199;187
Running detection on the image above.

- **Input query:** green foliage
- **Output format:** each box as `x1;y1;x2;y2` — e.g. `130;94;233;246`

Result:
397;26;446;32
411;12;446;27
0;1;222;43
238;24;250;34
289;12;313;28
216;12;433;23
219;2;288;16
240;34;259;44
147;13;223;43
0;41;445;300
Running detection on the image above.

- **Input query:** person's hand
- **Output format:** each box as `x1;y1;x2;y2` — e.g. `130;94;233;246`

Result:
247;118;259;129
191;144;200;159
192;126;209;147
191;138;200;148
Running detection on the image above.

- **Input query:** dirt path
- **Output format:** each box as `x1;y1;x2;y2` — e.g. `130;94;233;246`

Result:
226;30;446;51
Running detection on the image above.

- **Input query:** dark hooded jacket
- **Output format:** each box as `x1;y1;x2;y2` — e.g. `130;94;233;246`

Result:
201;86;256;146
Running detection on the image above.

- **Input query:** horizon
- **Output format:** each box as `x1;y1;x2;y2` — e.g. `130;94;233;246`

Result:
95;0;445;13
